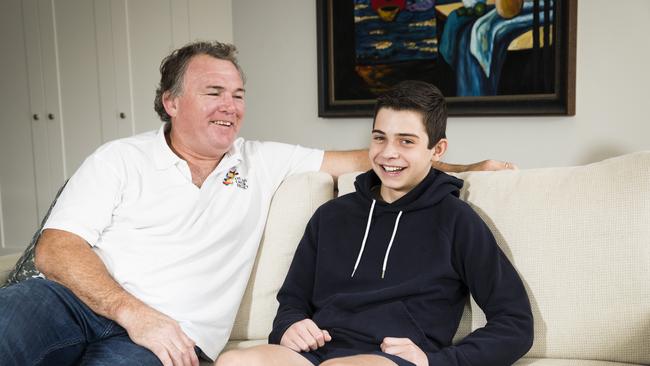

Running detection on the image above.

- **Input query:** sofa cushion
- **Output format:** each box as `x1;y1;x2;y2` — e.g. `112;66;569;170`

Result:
228;172;334;341
337;152;650;365
0;253;22;285
514;358;644;366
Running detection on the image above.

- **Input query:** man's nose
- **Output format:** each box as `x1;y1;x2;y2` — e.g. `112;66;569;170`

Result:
220;94;236;113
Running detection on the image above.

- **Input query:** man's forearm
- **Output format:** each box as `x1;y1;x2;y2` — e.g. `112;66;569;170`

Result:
35;228;200;365
34;228;147;324
321;149;514;177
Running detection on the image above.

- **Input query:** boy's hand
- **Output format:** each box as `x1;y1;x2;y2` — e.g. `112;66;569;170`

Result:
280;319;332;352
381;337;428;366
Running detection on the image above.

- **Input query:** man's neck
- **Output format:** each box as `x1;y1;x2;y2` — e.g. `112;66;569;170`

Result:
165;129;225;188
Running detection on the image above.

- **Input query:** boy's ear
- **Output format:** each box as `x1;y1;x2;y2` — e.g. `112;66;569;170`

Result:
432;139;448;161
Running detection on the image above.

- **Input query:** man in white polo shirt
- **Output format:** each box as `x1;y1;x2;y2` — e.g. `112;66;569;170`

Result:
0;41;512;366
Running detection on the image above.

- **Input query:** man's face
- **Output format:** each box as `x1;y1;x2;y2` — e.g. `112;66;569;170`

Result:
163;54;245;158
369;108;443;203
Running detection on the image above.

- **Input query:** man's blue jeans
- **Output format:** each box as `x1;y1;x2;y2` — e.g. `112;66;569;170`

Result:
0;278;193;365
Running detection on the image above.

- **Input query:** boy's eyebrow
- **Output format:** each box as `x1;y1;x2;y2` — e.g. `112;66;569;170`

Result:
396;133;420;139
372;129;420;139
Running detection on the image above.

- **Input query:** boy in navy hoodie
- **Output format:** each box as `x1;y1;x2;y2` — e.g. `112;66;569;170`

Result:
215;81;533;366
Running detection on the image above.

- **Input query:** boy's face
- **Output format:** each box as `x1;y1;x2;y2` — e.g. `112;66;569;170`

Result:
369;108;446;203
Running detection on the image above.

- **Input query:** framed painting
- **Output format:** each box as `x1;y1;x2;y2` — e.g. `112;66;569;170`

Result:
317;0;577;117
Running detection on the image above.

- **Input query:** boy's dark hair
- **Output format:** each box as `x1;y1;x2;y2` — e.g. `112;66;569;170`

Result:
373;80;447;149
154;41;245;123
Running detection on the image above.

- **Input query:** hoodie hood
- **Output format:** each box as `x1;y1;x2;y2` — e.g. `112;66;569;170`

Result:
350;169;463;278
353;168;463;212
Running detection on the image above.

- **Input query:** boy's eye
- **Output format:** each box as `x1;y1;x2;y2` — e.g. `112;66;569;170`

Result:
372;135;385;141
401;139;414;145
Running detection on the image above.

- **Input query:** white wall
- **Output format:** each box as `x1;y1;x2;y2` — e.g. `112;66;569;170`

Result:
234;0;650;168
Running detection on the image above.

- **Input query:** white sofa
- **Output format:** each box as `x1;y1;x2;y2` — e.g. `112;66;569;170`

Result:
1;152;649;365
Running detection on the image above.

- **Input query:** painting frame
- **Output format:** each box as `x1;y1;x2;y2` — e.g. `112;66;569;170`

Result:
316;0;577;117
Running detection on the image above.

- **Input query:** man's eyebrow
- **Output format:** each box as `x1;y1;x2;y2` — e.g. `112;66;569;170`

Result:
205;86;246;93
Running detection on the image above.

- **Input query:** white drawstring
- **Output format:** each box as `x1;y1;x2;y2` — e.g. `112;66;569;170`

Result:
351;199;404;279
351;199;376;277
382;211;403;279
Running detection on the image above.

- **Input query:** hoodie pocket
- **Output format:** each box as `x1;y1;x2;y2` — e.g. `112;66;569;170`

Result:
313;300;433;351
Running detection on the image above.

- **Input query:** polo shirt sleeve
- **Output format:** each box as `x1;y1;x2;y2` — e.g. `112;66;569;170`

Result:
256;141;324;187
43;146;123;247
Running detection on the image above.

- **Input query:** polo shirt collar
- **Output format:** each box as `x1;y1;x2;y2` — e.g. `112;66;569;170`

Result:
152;123;243;170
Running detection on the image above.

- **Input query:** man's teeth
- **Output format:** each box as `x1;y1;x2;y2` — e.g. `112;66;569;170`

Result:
211;120;233;126
383;166;404;172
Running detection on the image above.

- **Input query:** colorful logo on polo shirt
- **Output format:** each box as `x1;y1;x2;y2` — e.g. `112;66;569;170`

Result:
223;167;248;189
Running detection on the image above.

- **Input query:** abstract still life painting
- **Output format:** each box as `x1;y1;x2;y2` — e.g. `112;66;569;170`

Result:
317;0;576;117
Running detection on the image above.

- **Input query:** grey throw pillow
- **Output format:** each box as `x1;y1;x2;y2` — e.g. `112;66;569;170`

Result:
1;181;67;288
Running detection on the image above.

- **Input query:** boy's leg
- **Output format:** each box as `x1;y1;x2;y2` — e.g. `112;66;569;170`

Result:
215;344;314;366
0;278;115;365
321;354;400;366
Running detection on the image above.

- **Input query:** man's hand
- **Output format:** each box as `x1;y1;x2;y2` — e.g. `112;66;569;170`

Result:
381;337;428;366
280;319;332;352
432;159;518;173
118;304;199;366
464;159;518;171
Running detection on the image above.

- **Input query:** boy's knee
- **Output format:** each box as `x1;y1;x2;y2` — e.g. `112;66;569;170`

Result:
214;349;248;366
321;360;349;366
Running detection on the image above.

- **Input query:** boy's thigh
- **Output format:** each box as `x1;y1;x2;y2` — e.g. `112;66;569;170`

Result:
216;344;313;366
78;333;162;366
321;354;400;366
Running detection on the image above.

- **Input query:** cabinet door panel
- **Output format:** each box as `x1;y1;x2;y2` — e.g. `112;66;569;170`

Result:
54;0;104;174
0;0;39;248
127;0;176;134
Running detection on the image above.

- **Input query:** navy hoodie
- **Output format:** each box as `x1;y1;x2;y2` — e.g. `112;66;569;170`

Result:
269;169;533;365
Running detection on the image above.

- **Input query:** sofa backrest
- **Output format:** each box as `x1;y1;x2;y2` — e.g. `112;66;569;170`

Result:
229;171;334;341
337;152;650;364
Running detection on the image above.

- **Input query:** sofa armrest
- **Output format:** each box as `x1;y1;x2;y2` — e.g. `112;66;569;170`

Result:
0;253;21;285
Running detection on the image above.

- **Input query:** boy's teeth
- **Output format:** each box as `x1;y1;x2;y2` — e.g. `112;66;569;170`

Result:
383;166;404;172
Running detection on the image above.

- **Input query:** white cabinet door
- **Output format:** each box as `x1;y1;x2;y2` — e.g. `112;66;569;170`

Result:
0;0;42;250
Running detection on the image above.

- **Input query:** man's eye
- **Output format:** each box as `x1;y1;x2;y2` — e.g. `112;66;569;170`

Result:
234;95;245;100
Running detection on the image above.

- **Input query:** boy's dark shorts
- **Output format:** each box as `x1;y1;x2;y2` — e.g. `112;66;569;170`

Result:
299;347;415;366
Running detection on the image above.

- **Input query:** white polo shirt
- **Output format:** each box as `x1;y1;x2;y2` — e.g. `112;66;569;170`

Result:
43;123;324;359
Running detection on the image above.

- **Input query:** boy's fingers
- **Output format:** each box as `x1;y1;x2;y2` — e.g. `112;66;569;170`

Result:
382;337;414;346
323;330;332;342
304;321;326;347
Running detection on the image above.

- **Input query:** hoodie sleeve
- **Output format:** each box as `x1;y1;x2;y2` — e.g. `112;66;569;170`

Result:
426;205;534;365
268;210;321;344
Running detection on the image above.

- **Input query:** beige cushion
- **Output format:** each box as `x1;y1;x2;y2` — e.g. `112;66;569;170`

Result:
229;172;334;341
0;253;22;285
337;152;650;365
513;358;644;366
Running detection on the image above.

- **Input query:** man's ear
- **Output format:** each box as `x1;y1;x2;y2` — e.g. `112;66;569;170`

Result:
162;91;178;118
432;139;448;161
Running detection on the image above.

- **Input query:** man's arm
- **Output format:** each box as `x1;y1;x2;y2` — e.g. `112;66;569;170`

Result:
320;150;516;179
35;229;199;366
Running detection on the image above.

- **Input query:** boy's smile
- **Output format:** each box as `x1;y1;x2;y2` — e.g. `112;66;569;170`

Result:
369;108;446;203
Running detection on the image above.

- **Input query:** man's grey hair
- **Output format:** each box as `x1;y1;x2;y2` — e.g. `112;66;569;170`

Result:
154;41;245;123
